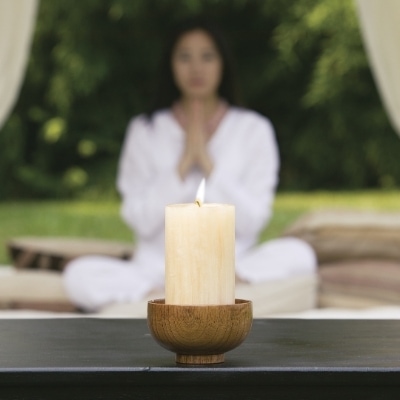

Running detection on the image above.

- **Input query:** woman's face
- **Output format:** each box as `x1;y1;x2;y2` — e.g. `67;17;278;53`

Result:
171;29;223;101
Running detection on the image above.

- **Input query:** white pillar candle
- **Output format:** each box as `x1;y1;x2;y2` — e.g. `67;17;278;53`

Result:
165;181;235;305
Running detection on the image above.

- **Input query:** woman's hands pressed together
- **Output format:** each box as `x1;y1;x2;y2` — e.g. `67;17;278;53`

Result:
178;99;214;180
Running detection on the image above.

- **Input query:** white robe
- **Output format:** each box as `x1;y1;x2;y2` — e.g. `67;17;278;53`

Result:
63;107;316;311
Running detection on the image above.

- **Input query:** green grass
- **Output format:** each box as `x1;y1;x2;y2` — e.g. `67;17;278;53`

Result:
259;190;400;241
0;201;132;265
1;190;399;265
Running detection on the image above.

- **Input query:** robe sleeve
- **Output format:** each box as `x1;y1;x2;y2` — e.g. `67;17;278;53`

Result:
117;116;198;239
206;113;279;240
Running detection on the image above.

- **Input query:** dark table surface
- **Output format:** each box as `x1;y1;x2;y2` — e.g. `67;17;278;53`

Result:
1;318;400;399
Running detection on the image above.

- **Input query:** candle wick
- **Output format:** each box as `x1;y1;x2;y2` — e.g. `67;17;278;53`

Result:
195;178;206;206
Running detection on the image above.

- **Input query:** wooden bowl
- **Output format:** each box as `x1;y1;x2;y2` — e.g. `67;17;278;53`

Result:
147;299;253;364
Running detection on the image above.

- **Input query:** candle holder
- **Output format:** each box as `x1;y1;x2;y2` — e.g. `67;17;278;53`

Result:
147;299;253;365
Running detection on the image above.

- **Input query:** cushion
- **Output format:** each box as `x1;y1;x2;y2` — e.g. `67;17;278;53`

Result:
7;237;134;271
0;266;77;312
283;209;400;263
318;259;400;308
2;236;133;312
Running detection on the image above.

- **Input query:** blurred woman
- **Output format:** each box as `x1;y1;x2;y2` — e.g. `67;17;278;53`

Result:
63;18;316;311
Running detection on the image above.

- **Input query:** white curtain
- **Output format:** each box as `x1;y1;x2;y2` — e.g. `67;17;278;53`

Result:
356;0;400;137
0;0;39;130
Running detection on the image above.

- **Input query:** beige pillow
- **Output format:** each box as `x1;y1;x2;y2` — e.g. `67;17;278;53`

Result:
283;209;400;263
318;259;400;308
0;267;77;312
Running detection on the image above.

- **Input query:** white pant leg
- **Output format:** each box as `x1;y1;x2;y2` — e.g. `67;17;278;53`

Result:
236;237;317;283
63;256;158;312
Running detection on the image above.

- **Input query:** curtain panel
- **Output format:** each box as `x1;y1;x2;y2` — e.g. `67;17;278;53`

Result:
356;0;400;137
0;0;38;130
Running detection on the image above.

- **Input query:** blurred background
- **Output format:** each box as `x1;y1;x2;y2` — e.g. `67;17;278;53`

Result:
2;0;400;200
0;0;399;265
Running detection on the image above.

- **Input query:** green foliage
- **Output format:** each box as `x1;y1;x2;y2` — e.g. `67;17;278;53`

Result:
1;0;399;199
258;0;400;190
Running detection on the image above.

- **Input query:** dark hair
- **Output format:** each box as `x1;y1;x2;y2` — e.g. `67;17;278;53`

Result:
147;17;240;116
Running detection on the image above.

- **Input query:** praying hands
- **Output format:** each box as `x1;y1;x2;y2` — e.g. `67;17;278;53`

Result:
178;99;214;180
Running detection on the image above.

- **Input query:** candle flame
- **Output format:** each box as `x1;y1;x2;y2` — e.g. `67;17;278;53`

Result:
195;178;206;207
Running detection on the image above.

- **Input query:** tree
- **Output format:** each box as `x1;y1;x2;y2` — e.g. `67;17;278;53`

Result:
0;0;398;200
